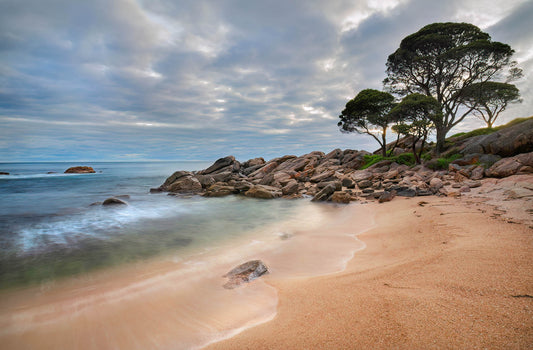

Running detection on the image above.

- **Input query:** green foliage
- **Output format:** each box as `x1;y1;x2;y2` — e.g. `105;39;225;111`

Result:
384;22;520;152
426;154;462;170
339;89;397;157
360;153;416;170
458;82;521;128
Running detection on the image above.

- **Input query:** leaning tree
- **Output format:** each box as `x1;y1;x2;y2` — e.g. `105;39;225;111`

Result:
457;81;521;128
338;89;396;157
384;22;521;153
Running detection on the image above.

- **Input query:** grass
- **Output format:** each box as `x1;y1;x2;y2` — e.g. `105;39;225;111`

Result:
360;153;416;170
426;153;462;170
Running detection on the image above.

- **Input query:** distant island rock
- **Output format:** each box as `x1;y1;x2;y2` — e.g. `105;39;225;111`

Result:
0;172;9;175
64;166;95;174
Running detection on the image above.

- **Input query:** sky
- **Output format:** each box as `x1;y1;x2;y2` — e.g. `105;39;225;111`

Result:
1;0;532;162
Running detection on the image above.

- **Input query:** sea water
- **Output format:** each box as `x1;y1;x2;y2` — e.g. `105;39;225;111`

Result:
0;161;307;288
0;161;372;349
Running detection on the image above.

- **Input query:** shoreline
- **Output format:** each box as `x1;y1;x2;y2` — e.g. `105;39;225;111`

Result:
207;183;533;349
0;200;376;350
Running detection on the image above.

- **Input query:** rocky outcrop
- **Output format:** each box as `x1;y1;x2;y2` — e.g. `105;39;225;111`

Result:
223;260;269;289
460;119;533;157
155;122;532;204
486;152;533;178
65;166;95;174
0;172;9;175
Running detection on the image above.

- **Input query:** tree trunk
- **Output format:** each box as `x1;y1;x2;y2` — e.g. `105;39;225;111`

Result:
435;126;447;155
381;131;387;157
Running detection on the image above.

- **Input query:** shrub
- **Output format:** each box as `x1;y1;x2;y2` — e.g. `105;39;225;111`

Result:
360;153;416;170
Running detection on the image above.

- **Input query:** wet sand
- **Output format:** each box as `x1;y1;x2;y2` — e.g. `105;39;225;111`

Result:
208;194;533;349
0;201;374;349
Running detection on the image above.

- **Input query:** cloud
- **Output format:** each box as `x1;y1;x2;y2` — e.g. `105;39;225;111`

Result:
0;0;531;161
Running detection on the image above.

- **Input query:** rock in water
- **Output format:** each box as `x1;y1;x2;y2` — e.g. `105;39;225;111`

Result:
64;166;95;174
102;197;128;206
223;260;269;289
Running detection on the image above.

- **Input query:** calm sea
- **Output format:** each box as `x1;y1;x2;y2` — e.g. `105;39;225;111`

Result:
0;161;306;288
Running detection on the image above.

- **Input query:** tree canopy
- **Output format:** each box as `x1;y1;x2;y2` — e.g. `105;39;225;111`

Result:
390;94;441;163
457;82;521;128
338;89;396;157
384;22;520;153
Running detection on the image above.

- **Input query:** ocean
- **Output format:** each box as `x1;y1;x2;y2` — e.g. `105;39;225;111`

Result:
0;161;308;289
0;161;371;349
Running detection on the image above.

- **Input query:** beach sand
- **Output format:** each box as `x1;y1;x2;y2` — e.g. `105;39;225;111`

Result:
208;194;533;349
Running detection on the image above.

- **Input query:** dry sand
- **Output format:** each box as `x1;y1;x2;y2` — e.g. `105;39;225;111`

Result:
208;182;533;349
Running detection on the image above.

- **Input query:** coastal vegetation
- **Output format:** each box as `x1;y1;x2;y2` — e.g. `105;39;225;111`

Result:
340;22;522;154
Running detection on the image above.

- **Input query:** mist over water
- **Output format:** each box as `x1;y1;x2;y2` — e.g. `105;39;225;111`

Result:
0;161;302;288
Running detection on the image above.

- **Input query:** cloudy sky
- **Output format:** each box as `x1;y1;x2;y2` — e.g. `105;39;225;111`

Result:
1;0;532;162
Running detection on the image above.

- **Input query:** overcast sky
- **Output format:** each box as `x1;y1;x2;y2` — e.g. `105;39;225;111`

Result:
1;0;532;162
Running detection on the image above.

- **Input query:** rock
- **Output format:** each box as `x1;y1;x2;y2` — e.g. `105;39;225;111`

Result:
150;188;163;193
352;170;373;182
234;181;253;193
429;177;443;191
160;171;192;190
102;197;127;206
396;188;417;197
195;175;216;188
341;177;355;188
486;152;533;178
311;183;336;202
330;191;352;203
64;166;95;174
0;172;9;175
201;156;237;175
362;188;375;194
461;119;533;157
245;185;281;199
378;191;395;203
243;157;265;168
223;260;269;289
470;166;485;180
203;184;235;197
357;180;373;189
309;170;335;183
282;180;299;196
460;186;471;192
167;176;203;193
465;180;482;188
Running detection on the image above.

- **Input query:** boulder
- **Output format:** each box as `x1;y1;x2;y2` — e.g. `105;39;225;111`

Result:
378;190;396;203
64;166;95;174
351;170;373;182
0;172;9;175
245;185;281;199
223;260;269;289
282;180;299;196
102;197;127;206
486;152;533;178
341;177;355;188
470;166;485;180
461;119;533;157
330;191;352;204
203;184;235;197
243;157;265;168
429;177;443;191
234;181;253;193
167;176;203;193
357;180;373;189
396;187;417;197
309;170;335;183
311;183;336;202
201;156;237;175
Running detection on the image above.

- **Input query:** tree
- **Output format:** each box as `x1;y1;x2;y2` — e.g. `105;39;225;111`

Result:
457;82;521;128
338;89;396;157
390;94;441;164
384;22;520;153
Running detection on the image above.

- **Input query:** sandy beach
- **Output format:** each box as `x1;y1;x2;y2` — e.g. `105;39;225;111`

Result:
208;187;533;349
1;178;532;349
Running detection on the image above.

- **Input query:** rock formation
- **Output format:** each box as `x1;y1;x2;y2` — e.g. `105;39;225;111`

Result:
154;119;532;204
223;260;269;289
